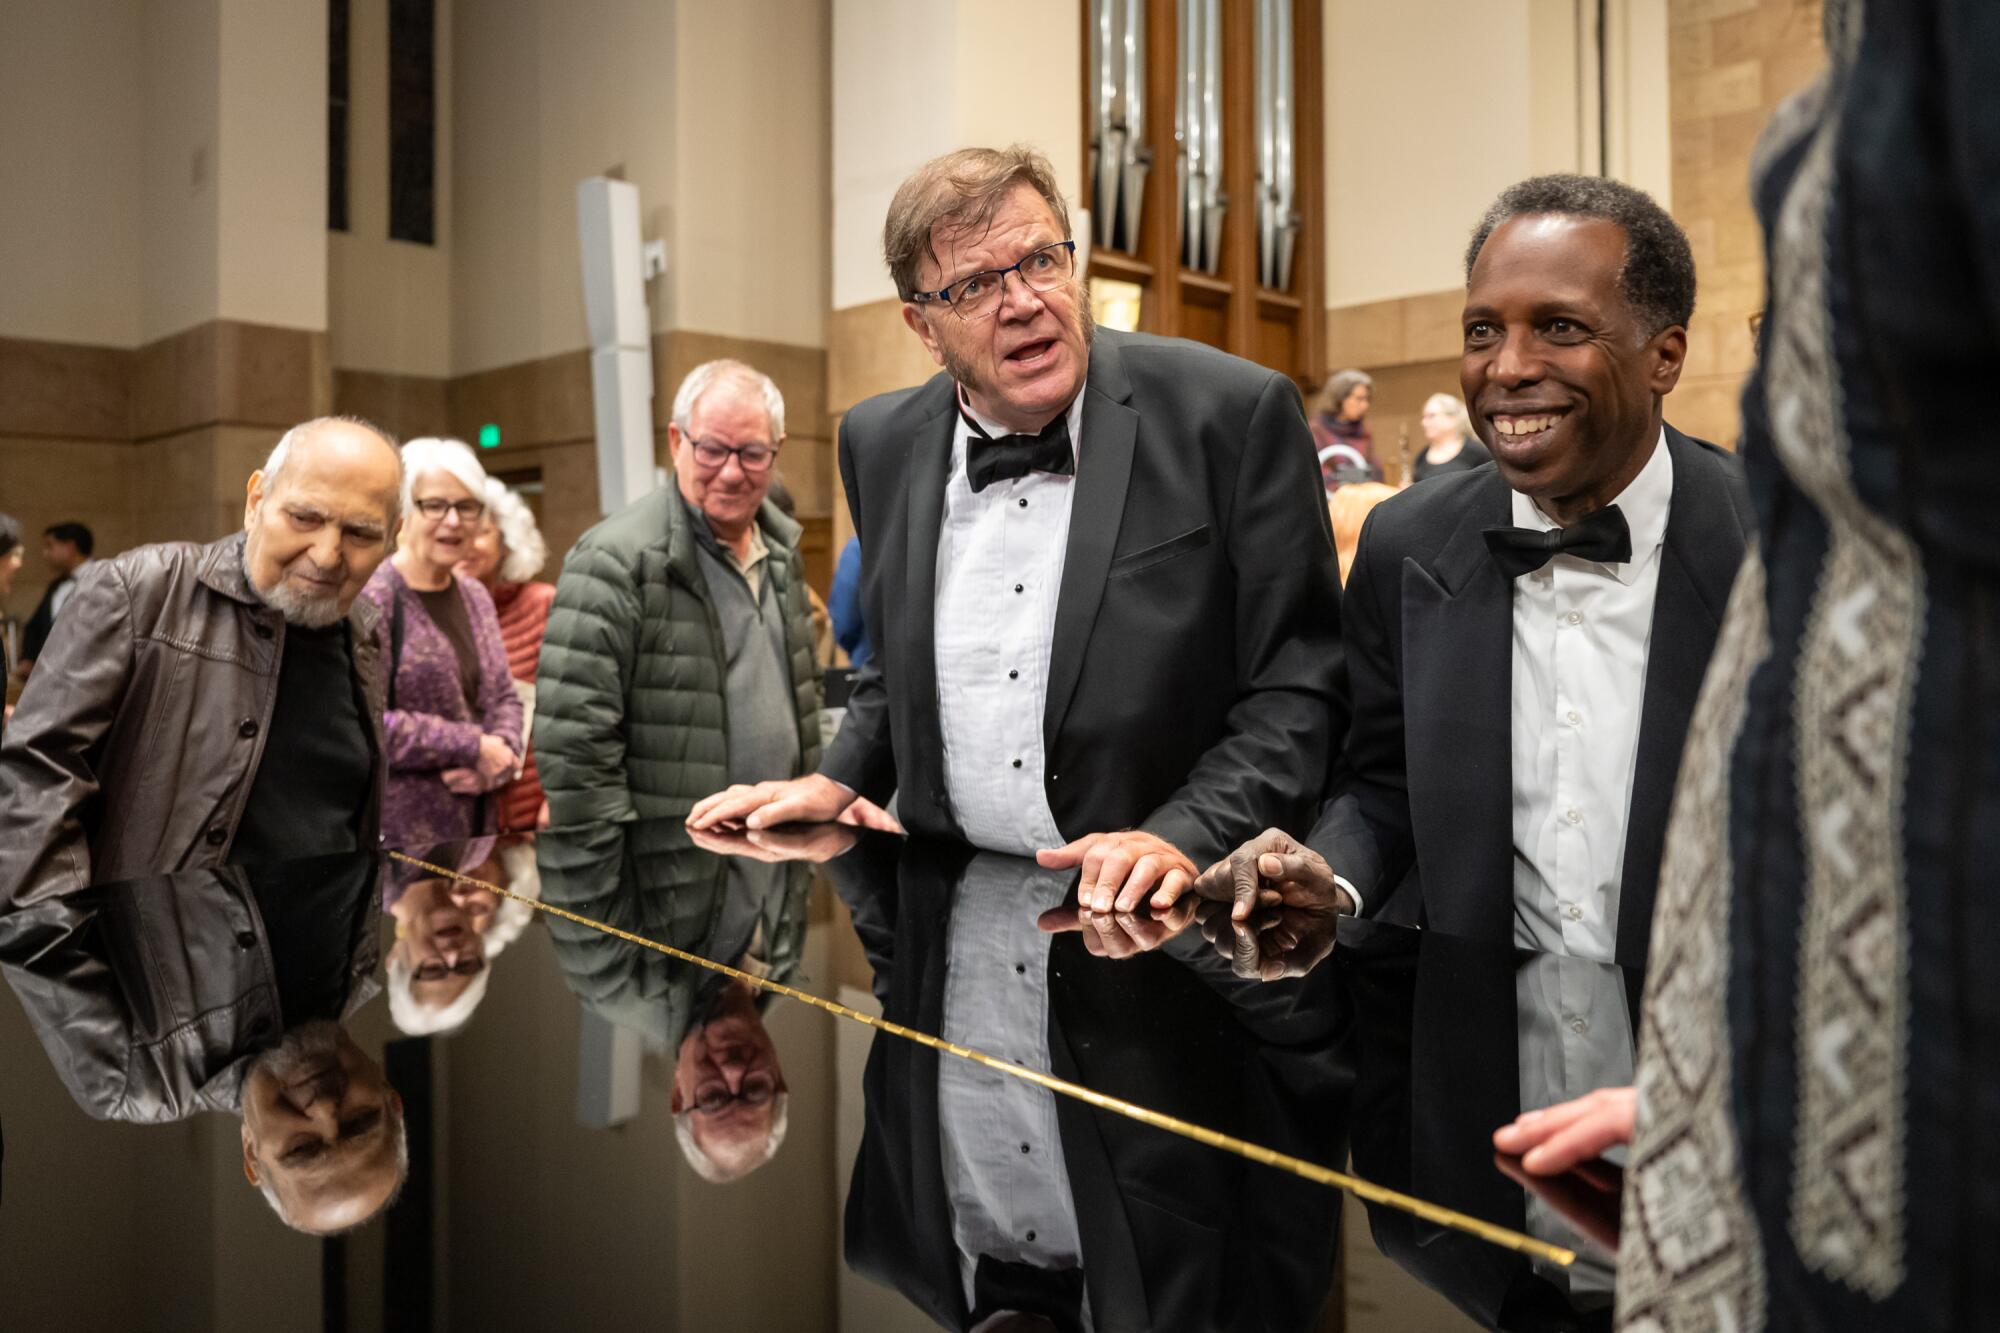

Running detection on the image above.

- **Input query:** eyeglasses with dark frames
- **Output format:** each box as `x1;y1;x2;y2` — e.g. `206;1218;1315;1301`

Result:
413;496;487;524
688;438;780;473
907;240;1079;321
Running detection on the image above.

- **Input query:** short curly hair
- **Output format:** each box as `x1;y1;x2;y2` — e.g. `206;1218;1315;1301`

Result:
1464;174;1696;336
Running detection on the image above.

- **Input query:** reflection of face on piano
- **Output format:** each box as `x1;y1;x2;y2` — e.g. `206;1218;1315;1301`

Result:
672;979;788;1182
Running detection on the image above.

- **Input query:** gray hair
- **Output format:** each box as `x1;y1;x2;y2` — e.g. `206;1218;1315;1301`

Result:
1422;392;1476;442
480;478;548;583
260;415;403;526
671;360;786;441
386;948;492;1036
674;1092;790;1183
1464;174;1696;335
257;1109;410;1234
399;437;489;515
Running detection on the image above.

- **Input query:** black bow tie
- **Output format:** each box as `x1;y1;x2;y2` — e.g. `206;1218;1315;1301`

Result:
1482;504;1633;577
971;1254;1085;1331
964;407;1074;493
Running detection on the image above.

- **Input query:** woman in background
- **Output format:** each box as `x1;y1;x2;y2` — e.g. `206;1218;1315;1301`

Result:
1310;368;1375;490
460;478;555;832
1410;393;1491;482
361;438;523;849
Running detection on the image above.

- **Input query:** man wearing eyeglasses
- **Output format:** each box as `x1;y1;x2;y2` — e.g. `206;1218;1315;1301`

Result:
690;145;1343;917
537;360;840;828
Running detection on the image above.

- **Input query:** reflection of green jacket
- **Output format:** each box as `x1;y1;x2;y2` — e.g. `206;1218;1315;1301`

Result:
537;819;811;1052
535;488;823;828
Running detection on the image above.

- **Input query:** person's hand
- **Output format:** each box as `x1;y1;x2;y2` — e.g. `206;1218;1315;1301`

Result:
836;795;904;833
1176;830;1350;981
688;820;859;864
441;766;483;795
1036;896;1199;959
475;734;519;786
1494;1151;1625;1254
1035;830;1197;914
535;800;551;830
1492;1086;1636;1175
686;773;856;830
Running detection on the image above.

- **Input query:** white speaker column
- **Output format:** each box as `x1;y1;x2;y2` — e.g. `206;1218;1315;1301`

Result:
576;176;660;517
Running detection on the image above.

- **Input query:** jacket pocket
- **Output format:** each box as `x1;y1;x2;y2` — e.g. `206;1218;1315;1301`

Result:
1108;523;1212;579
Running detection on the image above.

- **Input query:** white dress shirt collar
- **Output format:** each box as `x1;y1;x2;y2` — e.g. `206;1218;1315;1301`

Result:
1510;426;1673;586
955;385;1086;459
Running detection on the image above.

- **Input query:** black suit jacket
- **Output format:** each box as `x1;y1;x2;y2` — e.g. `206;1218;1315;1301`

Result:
821;329;1344;865
1310;426;1752;988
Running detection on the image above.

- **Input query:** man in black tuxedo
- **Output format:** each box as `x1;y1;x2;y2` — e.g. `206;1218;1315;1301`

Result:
690;145;1343;910
1191;175;1751;1008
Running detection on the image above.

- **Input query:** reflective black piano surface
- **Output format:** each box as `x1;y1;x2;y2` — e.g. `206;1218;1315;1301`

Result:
0;820;1633;1331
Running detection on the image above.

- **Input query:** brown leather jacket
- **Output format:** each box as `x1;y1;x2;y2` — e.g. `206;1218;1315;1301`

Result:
0;531;386;909
0;859;382;1120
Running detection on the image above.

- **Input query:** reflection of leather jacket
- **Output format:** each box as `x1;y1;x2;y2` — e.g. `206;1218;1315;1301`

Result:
0;860;381;1122
0;532;387;908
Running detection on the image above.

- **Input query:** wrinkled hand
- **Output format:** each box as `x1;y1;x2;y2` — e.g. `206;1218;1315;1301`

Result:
686;773;856;830
1035;830;1197;915
1036;895;1200;960
836;795;904;834
1492;1086;1636;1176
1182;829;1351;981
688;820;859;865
475;734;519;786
441;766;482;795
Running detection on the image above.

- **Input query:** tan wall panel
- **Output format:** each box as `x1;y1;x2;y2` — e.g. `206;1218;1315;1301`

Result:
827;299;936;418
333;369;455;441
1665;0;1823;447
0;437;141;625
0;337;135;442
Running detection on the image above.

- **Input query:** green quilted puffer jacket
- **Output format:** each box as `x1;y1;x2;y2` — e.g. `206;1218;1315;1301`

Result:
535;486;824;826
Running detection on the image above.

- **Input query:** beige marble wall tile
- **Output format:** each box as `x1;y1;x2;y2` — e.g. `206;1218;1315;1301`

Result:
0;338;134;442
827;299;936;417
0;436;140;622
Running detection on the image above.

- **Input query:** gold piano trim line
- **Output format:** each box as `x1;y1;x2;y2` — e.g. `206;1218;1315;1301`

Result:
389;849;1576;1269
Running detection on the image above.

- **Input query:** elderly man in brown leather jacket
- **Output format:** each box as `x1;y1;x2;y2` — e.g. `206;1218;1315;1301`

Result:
0;416;403;903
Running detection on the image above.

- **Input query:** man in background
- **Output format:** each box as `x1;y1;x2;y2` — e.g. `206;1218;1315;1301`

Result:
14;520;93;679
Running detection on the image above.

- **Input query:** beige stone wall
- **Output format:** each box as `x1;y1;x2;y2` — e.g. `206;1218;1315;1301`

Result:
1667;0;1824;447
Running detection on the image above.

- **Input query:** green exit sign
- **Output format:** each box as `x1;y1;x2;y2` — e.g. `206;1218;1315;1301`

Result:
478;423;501;449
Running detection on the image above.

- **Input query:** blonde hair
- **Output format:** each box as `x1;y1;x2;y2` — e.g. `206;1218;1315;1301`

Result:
883;145;1072;300
1328;483;1399;585
1422;392;1476;442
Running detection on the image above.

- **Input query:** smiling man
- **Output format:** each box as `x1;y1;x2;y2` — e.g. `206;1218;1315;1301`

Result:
1195;175;1750;997
689;145;1344;912
0;417;401;902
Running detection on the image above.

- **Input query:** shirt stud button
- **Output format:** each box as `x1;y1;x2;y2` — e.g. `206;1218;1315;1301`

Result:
1566;808;1583;825
1566;710;1582;725
1020;1143;1031;1155
1011;759;1023;769
236;930;257;949
1008;669;1019;680
1018;498;1028;508
1026;1229;1037;1242
1014;583;1024;594
1015;963;1026;975
1566;610;1583;626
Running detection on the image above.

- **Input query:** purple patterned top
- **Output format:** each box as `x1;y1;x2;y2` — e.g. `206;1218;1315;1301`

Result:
358;561;525;851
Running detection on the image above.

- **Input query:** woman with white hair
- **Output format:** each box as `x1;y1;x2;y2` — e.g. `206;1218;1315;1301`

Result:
458;478;555;832
359;438;524;849
1410;392;1492;482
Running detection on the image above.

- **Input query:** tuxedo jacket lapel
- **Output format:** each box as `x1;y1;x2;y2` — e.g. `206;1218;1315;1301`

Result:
1614;427;1750;974
902;401;956;814
1401;472;1518;941
1044;341;1137;757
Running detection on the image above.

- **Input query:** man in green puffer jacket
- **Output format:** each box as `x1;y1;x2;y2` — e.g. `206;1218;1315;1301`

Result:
536;360;825;828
